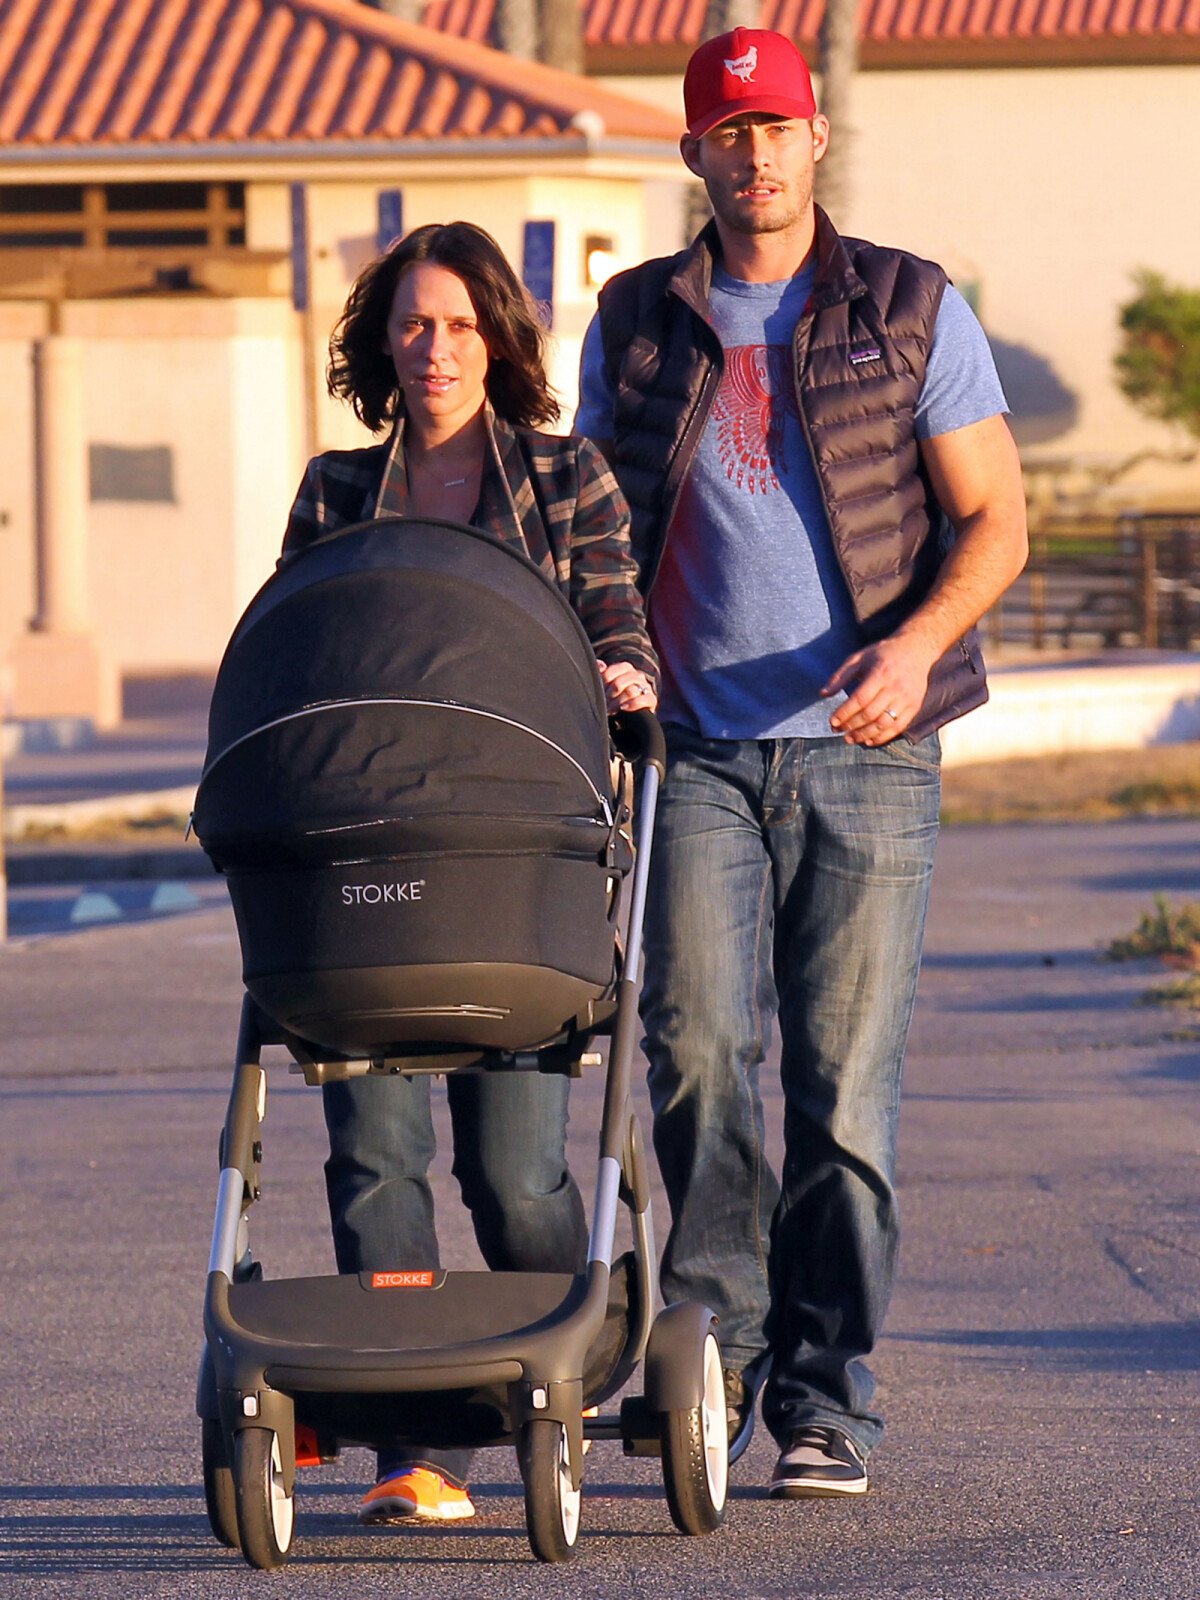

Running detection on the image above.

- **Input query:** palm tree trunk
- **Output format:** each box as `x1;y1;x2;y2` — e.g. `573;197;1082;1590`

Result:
495;0;538;59
701;0;760;30
539;0;583;73
816;0;860;221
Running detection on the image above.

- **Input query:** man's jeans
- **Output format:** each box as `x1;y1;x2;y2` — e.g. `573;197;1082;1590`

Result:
323;1068;587;1481
641;727;941;1457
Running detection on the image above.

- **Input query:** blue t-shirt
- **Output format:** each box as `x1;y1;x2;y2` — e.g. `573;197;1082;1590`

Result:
576;270;1007;739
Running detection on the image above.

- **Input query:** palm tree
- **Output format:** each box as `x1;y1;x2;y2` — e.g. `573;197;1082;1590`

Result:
494;0;581;70
702;0;759;27
815;0;860;220
495;0;538;60
539;0;583;73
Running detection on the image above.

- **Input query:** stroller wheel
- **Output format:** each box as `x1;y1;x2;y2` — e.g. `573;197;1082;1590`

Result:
519;1419;581;1563
201;1419;241;1550
233;1427;295;1570
661;1328;728;1535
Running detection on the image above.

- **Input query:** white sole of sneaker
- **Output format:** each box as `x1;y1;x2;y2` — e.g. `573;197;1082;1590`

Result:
768;1477;868;1498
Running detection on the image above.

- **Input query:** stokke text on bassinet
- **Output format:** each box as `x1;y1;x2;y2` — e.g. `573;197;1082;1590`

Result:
192;517;728;1566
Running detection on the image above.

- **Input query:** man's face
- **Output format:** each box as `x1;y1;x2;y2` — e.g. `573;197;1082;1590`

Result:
681;112;830;238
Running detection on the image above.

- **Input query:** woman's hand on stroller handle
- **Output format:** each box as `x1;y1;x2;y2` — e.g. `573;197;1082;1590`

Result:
599;659;657;714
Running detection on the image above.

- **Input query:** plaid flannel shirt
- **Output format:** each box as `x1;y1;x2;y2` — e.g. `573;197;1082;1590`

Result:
283;409;658;688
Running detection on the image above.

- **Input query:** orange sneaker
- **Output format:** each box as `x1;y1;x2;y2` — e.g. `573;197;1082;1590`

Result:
359;1466;476;1525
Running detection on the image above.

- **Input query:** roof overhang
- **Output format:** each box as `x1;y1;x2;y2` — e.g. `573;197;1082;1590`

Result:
0;136;685;185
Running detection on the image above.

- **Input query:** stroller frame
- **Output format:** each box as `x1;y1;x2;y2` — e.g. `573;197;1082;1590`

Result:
198;717;729;1566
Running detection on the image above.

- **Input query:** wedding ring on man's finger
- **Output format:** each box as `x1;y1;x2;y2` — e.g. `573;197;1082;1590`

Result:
884;708;899;721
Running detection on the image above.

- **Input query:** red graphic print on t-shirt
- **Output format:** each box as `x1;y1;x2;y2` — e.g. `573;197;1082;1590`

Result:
714;345;798;494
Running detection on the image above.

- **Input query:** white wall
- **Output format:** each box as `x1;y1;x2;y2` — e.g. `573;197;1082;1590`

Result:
0;298;306;677
0;317;39;664
847;64;1200;501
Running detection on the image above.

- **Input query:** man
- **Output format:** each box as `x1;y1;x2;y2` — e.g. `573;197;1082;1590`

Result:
575;28;1027;1498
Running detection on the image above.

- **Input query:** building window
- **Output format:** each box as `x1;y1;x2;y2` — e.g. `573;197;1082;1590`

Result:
0;182;247;251
89;444;176;505
583;233;619;289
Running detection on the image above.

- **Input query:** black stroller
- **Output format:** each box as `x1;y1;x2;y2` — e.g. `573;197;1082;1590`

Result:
192;517;728;1566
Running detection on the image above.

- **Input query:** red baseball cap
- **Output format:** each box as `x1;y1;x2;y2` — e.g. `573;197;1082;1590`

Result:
683;28;817;140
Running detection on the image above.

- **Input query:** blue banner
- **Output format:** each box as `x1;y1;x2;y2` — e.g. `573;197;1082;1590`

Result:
377;189;404;253
289;182;309;312
522;220;555;329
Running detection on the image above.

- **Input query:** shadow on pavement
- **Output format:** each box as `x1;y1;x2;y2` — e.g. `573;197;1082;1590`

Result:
890;1321;1200;1372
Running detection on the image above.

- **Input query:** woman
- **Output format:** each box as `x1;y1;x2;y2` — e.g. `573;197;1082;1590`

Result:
283;222;657;1527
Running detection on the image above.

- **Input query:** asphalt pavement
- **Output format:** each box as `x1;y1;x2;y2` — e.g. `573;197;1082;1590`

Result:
1;816;1198;1598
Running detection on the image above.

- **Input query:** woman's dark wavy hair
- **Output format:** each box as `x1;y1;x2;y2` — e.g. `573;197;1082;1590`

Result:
326;221;559;433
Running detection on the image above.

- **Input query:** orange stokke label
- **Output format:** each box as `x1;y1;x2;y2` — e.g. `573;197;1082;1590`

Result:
370;1270;436;1289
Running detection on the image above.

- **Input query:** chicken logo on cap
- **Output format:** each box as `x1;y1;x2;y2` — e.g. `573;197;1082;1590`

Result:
724;45;758;82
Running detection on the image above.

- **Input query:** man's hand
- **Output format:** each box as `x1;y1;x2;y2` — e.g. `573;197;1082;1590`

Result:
822;633;938;745
599;659;658;713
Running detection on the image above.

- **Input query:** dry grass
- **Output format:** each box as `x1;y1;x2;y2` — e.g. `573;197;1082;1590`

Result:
13;810;192;844
940;743;1200;825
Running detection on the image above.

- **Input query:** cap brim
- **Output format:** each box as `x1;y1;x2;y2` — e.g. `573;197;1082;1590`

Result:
687;93;817;140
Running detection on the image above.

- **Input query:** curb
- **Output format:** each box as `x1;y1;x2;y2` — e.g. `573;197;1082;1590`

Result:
5;846;217;886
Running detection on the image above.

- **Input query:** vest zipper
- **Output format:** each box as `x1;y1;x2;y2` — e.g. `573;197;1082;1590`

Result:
791;308;862;623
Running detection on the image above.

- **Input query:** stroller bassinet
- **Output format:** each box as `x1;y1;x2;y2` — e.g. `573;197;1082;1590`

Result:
193;517;629;1059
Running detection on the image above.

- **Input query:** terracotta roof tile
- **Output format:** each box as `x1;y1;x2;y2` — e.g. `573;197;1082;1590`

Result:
144;2;223;141
105;1;191;143
0;0;681;152
423;0;1200;46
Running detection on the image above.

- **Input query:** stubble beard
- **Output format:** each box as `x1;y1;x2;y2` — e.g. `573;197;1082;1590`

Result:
708;178;811;239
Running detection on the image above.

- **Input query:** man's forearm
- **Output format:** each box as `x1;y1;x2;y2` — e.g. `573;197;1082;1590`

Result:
890;505;1029;666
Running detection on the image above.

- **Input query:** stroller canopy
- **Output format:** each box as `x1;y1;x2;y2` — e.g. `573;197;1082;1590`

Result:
194;518;615;870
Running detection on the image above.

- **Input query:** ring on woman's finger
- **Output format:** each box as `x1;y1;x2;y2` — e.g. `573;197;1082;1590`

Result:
884;707;900;721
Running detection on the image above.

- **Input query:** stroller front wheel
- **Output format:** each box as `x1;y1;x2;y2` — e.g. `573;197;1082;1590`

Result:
233;1427;295;1569
519;1419;581;1563
661;1328;729;1535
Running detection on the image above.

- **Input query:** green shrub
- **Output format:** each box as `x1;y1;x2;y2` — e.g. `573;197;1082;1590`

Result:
1104;894;1200;964
1114;270;1200;441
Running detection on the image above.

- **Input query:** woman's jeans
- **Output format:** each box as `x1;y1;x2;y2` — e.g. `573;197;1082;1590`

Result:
641;727;941;1457
323;1067;587;1484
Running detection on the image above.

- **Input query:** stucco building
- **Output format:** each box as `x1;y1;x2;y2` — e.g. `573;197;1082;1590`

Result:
0;0;683;723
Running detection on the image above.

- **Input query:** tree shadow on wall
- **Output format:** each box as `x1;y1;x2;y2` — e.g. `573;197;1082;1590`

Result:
986;337;1080;447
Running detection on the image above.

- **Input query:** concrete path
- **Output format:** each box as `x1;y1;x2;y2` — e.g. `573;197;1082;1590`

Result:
1;819;1197;1598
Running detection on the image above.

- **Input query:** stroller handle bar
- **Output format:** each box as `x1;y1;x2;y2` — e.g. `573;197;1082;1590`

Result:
609;709;665;781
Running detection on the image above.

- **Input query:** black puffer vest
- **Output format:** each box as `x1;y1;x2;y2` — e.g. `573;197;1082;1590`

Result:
597;208;987;739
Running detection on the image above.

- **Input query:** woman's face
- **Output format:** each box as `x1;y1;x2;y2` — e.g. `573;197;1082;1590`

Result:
385;262;491;435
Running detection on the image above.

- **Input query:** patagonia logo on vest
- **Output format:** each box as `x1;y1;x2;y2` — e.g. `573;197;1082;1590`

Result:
849;343;883;367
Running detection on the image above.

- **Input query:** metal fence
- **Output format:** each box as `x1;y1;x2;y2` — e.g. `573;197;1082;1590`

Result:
984;512;1200;653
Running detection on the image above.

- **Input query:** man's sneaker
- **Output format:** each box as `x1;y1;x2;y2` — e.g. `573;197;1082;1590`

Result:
768;1426;868;1498
358;1466;476;1524
725;1352;771;1465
